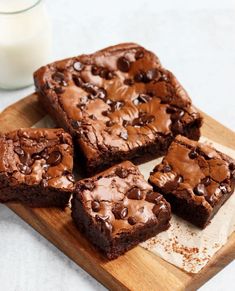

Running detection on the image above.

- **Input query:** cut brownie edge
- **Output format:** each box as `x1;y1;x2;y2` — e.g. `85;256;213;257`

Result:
1;184;71;208
72;197;170;259
0;128;74;208
71;161;171;259
34;43;202;176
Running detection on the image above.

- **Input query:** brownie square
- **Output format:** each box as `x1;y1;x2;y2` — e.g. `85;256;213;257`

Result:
0;128;74;207
71;161;171;259
34;43;202;175
149;135;235;228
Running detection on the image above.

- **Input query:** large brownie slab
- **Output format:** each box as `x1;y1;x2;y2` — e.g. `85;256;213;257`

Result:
0;128;74;207
149;135;235;228
34;43;202;175
71;161;171;259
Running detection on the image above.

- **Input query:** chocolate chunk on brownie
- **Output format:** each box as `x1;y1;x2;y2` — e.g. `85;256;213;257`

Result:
149;135;235;228
34;43;202;175
71;161;171;259
0;128;74;207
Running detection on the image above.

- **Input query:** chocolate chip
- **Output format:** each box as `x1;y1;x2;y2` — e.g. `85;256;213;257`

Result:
117;56;130;72
89;114;97;120
54;87;65;94
106;120;115;127
163;164;172;173
135;50;144;60
53;72;65;82
176;175;183;184
95;215;113;233
120;207;128;219
229;163;235;171
95;214;107;222
102;111;108;117
71;120;82;128
193;184;206;196
110;101;124;112
18;164;31;175
134;71;145;82
73;76;83;87
189;149;198;159
112;204;128;219
133;114;155;127
124;78;134;86
152;202;166;216
128;217;137;225
119;131;128;140
145;69;158;82
44;81;53;90
122;120;129;127
91;65;101;75
106;71;114;80
96;88;107;100
73;61;84;72
47;151;62;166
138;94;151;103
145;191;163;204
40;149;49;160
77;104;86;111
201;176;211;186
20;153;33;166
84;181;95;191
160;73;169;82
127;187;143;200
91;200;100;212
115;167;128;178
66;173;75;183
83;83;97;95
32;153;41;160
220;184;228;194
166;107;177;114
133;94;151;105
171;110;185;121
14;147;24;156
100;68;109;79
106;99;113;105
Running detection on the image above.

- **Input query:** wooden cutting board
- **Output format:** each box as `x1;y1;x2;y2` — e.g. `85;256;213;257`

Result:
0;93;235;291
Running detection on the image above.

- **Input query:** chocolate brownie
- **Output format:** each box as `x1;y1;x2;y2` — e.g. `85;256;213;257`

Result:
34;43;202;175
71;161;171;259
149;135;235;228
0;128;74;207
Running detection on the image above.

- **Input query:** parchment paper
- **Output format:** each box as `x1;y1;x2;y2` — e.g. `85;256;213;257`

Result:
33;116;235;274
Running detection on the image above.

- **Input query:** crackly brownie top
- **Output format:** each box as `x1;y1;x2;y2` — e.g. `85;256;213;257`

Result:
74;161;171;237
149;135;235;209
34;43;201;160
0;128;74;189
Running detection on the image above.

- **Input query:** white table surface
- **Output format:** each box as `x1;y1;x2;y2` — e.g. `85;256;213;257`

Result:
0;0;234;290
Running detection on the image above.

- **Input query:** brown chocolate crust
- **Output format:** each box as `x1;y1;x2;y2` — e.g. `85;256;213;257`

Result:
0;128;74;208
71;161;171;259
149;135;235;228
34;43;202;175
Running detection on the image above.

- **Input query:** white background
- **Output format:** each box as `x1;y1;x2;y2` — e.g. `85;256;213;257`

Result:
0;0;234;290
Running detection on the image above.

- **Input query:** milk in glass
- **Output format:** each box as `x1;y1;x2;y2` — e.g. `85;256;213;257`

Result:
0;0;52;89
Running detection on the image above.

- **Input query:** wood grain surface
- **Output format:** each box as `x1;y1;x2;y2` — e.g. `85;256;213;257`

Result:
0;93;234;291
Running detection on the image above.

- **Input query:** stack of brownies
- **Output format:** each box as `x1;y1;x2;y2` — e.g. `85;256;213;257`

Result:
0;43;234;259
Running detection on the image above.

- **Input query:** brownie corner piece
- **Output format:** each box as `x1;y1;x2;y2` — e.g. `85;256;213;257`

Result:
71;161;171;259
34;43;202;175
0;128;74;207
149;135;235;228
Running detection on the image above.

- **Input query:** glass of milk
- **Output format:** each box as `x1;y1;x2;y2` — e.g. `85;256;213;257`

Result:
0;0;52;89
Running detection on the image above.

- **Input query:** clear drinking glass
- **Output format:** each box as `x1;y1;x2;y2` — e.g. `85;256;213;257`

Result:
0;0;52;89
